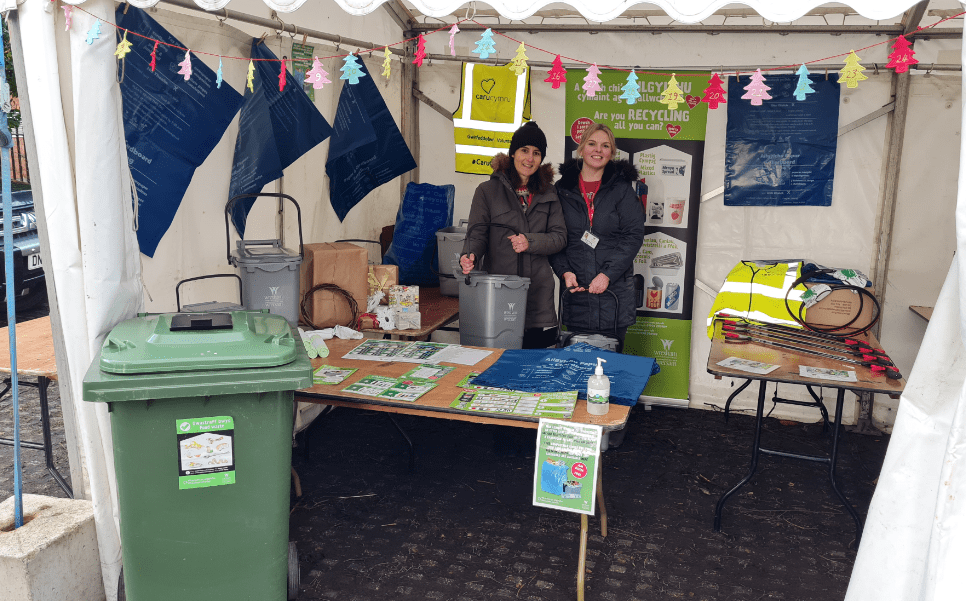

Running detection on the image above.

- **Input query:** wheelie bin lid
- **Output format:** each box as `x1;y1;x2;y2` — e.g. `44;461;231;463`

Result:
97;311;299;374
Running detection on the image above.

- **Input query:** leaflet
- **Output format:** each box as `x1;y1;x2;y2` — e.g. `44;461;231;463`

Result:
312;365;358;385
343;375;437;402
341;339;491;366
716;356;781;375
402;364;455;381
798;365;857;382
450;389;578;419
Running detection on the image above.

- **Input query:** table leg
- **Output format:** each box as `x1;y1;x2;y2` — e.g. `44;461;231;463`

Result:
596;468;607;538
577;513;589;601
37;376;73;498
388;415;416;473
723;379;753;423
714;379;766;532
829;388;863;544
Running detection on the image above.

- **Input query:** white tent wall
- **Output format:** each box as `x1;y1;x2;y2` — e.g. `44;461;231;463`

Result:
140;0;404;312
418;28;962;425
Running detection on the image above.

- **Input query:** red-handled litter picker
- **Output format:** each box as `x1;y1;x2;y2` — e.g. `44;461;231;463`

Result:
716;316;887;356
721;323;894;366
722;332;902;379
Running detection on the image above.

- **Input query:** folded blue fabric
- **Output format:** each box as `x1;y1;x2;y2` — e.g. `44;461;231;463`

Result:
472;343;660;407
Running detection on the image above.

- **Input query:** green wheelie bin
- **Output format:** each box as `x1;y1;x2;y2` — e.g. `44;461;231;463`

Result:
82;310;312;601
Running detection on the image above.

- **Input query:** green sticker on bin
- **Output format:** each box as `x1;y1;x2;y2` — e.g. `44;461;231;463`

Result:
176;416;235;490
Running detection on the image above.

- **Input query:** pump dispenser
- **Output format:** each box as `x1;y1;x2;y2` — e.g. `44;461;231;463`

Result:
586;358;610;416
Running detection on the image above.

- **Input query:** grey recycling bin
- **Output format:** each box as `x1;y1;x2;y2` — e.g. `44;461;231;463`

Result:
458;271;530;349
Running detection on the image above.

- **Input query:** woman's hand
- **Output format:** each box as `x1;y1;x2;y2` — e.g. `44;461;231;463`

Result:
507;234;529;253
563;272;584;292
460;253;476;274
588;273;610;294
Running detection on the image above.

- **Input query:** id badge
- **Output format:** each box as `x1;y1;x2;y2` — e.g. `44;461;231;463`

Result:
581;231;599;249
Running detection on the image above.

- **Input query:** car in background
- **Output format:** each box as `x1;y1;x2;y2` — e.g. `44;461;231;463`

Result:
0;190;46;310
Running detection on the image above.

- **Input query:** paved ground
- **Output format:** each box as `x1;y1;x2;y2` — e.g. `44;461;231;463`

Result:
0;298;892;599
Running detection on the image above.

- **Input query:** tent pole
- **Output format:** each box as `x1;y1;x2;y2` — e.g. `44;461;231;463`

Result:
6;11;87;499
399;36;419;201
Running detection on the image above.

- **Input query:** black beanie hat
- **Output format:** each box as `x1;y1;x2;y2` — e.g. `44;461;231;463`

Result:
508;121;547;160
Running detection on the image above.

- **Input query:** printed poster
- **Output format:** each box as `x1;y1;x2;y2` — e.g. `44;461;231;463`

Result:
565;70;708;404
725;74;840;206
290;42;316;102
177;416;235;490
533;419;602;515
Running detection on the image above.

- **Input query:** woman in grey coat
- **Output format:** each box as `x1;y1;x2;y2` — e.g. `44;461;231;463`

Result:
460;122;567;349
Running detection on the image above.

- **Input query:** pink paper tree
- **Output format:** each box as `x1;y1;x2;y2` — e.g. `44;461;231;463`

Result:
177;50;193;82
412;34;426;67
448;24;459;57
305;58;331;90
741;69;772;106
702;73;727;109
886;35;919;74
544;55;567;89
582;63;602;98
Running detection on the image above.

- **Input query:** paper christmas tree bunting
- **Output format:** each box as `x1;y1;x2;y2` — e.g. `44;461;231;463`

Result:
660;74;684;110
382;49;392;78
114;30;133;60
278;59;287;92
701;73;727;109
216;58;224;89
794;64;816;101
620;70;641;105
544;55;567;89
177;50;192;81
340;54;366;85
582;63;602;98
413;34;427;67
246;60;255;93
305;57;330;89
839;50;867;88
473;28;496;60
508;43;528;76
63;6;73;31
449;24;459;57
741;69;772;106
150;41;159;72
86;20;101;45
886;35;918;74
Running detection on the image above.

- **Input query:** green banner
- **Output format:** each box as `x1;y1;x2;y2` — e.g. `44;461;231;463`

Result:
290;42;315;102
176;416;235;490
565;70;709;405
533;420;601;515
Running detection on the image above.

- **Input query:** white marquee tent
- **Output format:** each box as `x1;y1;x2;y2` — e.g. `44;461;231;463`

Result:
6;0;966;598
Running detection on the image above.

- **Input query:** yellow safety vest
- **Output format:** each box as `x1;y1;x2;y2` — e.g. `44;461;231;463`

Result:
706;261;808;338
453;62;531;174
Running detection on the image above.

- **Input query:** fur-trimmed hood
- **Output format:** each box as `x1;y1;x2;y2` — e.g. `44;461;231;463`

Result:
490;153;556;195
556;158;640;191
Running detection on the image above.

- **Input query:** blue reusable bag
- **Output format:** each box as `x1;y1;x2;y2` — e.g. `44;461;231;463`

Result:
383;183;454;286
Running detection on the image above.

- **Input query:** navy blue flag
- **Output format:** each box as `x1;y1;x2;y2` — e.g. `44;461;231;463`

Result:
326;61;417;221
117;7;244;257
725;74;840;206
471;343;660;407
228;40;333;235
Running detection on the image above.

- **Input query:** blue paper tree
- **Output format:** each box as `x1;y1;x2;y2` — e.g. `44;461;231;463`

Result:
794;64;816;101
340;54;366;85
620;70;641;105
473;28;496;60
86;20;101;45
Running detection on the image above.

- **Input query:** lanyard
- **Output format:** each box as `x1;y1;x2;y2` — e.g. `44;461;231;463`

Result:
579;177;601;227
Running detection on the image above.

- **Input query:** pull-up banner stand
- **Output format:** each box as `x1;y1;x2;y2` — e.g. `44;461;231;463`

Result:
564;70;709;407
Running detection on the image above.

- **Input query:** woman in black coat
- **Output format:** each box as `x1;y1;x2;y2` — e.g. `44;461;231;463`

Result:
551;124;646;344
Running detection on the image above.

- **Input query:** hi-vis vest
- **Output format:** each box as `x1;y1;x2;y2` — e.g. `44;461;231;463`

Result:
453;62;531;174
706;261;808;338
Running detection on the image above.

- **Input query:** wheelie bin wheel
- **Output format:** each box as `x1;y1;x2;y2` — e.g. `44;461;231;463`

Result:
288;541;300;600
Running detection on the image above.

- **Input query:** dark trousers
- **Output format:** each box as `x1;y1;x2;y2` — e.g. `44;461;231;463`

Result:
523;327;558;349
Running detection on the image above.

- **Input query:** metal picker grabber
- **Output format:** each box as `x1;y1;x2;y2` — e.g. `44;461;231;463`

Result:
716;316;887;356
723;331;902;379
720;323;895;366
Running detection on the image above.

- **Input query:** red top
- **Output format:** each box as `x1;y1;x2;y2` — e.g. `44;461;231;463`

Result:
515;186;533;210
579;176;601;226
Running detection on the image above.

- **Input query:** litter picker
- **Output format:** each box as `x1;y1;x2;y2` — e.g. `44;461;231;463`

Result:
716;316;886;356
721;323;894;366
722;332;902;379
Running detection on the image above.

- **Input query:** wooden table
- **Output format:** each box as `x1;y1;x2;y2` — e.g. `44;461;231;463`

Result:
0;316;72;497
296;338;631;601
706;320;904;544
362;286;460;341
910;305;933;321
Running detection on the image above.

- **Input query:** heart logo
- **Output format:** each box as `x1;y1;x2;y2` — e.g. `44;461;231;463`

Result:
666;124;682;138
685;95;700;109
480;79;496;94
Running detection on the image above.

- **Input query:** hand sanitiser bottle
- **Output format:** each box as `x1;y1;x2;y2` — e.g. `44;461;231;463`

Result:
586;358;610;416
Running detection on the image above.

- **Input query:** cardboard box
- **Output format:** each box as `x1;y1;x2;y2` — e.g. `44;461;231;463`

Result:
300;242;369;328
803;284;877;332
368;264;400;303
388;285;419;310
